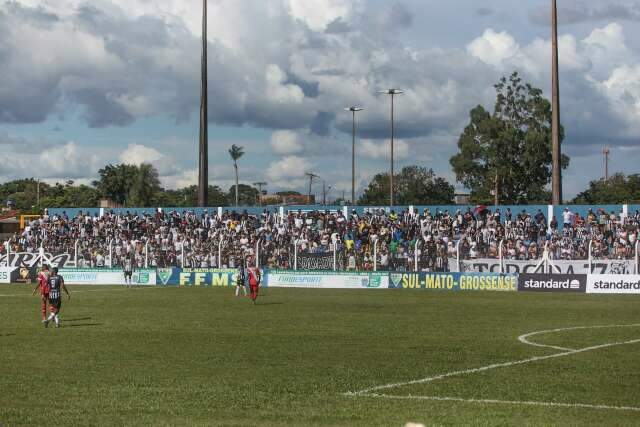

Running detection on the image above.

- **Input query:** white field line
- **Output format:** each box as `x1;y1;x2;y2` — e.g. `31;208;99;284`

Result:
355;393;640;412
347;324;640;396
0;286;158;298
518;324;640;352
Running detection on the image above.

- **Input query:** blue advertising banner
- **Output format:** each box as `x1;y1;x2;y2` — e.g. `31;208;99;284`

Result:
156;268;238;287
388;272;517;291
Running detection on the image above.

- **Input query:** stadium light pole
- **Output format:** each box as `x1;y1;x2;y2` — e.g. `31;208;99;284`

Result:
253;182;267;206
344;107;364;205
305;172;319;204
379;89;403;207
197;0;209;207
551;0;562;205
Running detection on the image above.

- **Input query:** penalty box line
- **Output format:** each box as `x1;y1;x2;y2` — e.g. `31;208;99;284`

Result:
353;393;640;413
346;338;640;396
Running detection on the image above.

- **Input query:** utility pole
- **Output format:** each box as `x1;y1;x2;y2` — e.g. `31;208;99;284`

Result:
253;182;267;206
197;0;209;207
322;181;326;205
305;172;319;205
551;0;562;205
603;147;610;181
37;179;40;207
321;181;332;205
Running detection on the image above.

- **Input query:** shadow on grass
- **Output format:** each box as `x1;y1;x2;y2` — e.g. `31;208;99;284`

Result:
255;302;283;306
64;317;92;322
63;323;103;328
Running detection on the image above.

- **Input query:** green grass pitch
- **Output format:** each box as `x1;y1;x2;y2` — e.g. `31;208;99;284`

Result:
1;284;639;426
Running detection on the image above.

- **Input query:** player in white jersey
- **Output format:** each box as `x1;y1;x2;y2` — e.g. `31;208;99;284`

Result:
123;256;134;288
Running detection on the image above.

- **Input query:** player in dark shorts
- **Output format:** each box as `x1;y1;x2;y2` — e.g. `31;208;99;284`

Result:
123;257;134;288
44;267;70;328
235;260;247;297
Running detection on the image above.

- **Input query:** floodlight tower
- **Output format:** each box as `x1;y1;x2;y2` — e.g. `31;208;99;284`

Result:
379;89;403;207
551;0;562;204
344;107;364;205
305;172;319;204
253;182;267;206
197;0;208;207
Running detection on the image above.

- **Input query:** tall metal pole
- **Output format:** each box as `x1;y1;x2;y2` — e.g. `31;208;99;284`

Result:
197;0;209;207
603;147;610;181
352;110;356;205
379;90;402;206
390;93;394;207
551;0;562;204
345;107;363;204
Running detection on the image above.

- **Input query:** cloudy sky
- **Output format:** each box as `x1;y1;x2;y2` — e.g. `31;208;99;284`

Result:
1;0;639;201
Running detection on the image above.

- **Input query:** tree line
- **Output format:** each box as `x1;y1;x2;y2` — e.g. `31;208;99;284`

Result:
1;72;638;211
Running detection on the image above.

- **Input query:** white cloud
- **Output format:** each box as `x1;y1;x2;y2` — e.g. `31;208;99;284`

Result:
467;29;520;67
266;155;313;181
119;144;163;165
270;130;304;155
359;139;409;161
286;0;359;31
36;142;100;179
265;64;305;104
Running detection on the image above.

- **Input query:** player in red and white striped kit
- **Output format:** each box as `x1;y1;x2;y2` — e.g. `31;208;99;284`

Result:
31;264;50;321
247;257;261;304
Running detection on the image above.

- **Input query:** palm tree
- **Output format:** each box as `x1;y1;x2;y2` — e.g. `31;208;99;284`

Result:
228;144;245;206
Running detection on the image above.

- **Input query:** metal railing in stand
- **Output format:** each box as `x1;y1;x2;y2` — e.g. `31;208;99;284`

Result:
74;239;79;267
255;240;260;268
108;239;114;268
456;239;462;272
498;239;505;274
145;240;149;268
588;239;594;274
414;239;420;272
217;239;223;268
636;241;639;274
3;241;10;266
373;240;379;272
294;239;299;270
333;244;337;271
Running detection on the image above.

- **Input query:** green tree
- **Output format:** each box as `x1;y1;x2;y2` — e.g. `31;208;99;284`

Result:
450;72;570;204
228;184;258;206
159;185;228;207
128;163;161;207
358;166;454;205
228;144;245;206
573;174;640;204
93;164;138;205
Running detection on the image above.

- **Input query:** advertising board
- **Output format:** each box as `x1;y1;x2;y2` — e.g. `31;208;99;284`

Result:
0;267;17;284
59;268;156;286
156;268;237;287
517;274;587;293
388;272;517;291
587;275;640;294
265;270;389;289
458;258;633;275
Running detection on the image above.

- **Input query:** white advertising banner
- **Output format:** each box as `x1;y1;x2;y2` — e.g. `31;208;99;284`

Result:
266;270;389;289
59;269;156;286
0;267;16;283
457;258;634;275
587;275;640;294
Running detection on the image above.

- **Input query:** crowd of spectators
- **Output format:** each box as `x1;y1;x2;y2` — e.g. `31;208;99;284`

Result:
2;206;639;272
